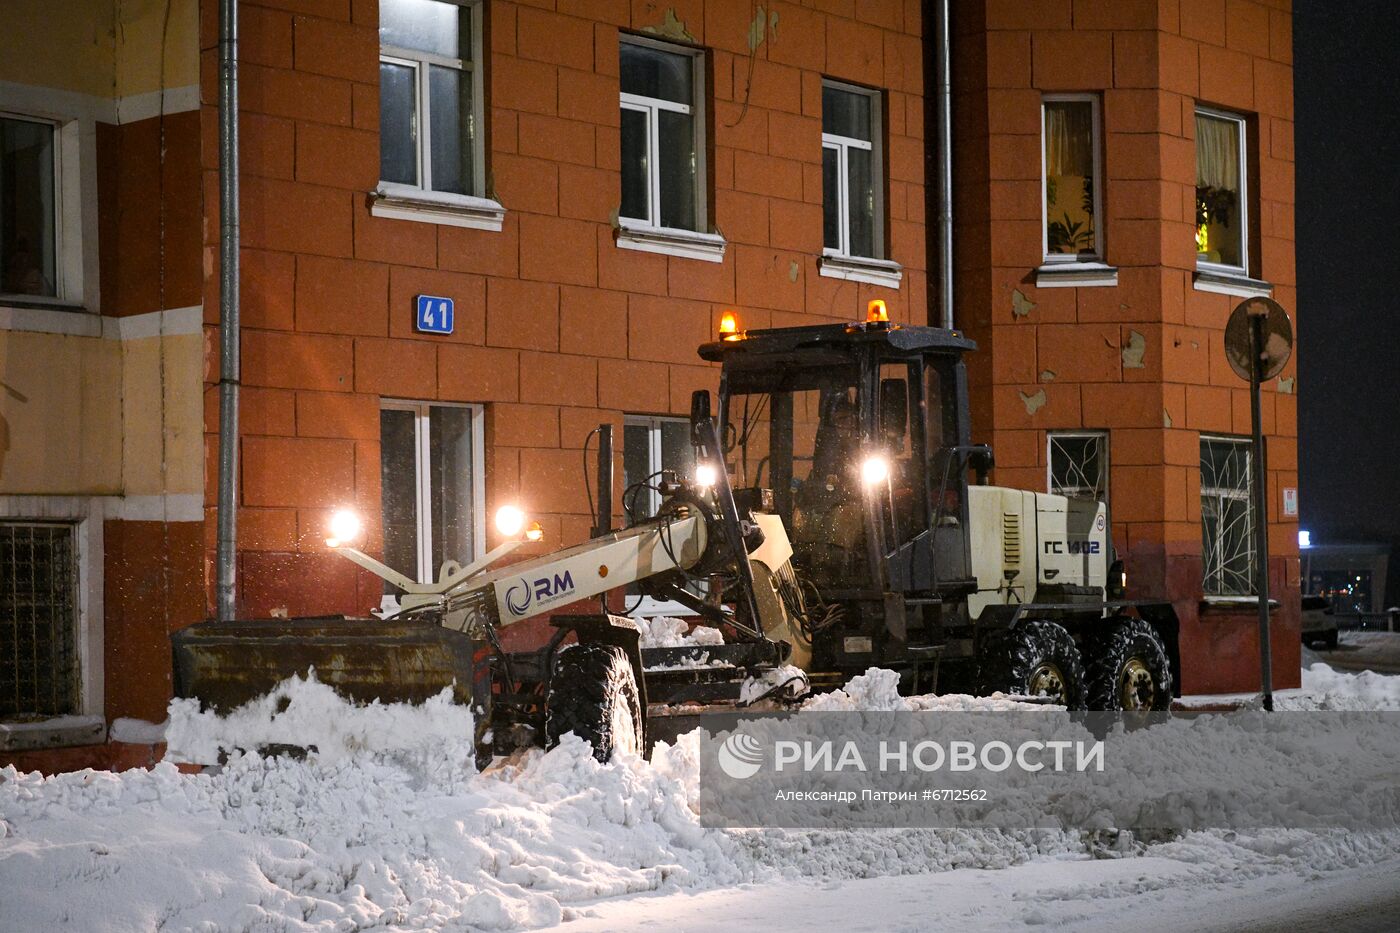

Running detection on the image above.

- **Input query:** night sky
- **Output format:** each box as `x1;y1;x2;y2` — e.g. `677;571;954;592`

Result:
1294;0;1400;583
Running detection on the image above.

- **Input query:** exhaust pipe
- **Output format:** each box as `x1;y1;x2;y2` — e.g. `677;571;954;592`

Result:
934;0;954;330
215;0;241;621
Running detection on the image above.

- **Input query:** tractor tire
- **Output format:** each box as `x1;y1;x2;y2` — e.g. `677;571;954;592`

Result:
977;619;1087;709
1084;617;1172;712
546;643;644;762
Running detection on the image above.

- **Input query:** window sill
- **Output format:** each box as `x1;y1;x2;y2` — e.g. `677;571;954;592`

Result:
370;187;506;231
615;224;727;263
1035;261;1118;289
0;302;97;336
0;714;106;752
1200;595;1282;611
818;253;903;289
1193;268;1273;299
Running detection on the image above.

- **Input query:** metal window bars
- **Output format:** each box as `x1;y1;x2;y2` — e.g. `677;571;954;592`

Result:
1200;437;1255;596
0;522;79;720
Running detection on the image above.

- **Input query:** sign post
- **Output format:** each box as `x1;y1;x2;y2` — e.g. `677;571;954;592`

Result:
1224;297;1293;712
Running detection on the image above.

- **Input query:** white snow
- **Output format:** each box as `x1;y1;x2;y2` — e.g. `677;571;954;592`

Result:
3;662;1400;931
636;616;725;649
107;717;168;745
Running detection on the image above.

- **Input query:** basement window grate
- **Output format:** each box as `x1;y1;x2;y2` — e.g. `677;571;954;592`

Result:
1200;437;1255;597
0;522;80;720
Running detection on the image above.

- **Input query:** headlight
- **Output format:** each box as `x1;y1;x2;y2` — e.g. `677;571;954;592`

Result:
326;509;363;548
526;521;544;543
860;455;890;486
495;505;526;537
694;463;718;488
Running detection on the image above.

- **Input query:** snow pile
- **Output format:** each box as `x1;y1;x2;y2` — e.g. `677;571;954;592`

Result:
636;615;724;649
740;664;810;704
108;717;168;745
801;666;1039;712
165;673;476;766
1288;662;1400;710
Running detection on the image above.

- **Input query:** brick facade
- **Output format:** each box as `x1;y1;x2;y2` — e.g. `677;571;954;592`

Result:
952;0;1299;692
197;0;929;626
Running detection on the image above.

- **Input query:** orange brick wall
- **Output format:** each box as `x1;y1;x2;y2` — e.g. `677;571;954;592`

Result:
954;0;1299;692
197;0;928;619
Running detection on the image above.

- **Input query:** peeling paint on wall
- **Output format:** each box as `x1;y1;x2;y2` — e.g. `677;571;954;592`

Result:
1011;289;1035;318
643;8;697;43
1019;388;1047;415
1040;370;1056;383
1122;330;1147;369
1163;408;1174;428
1278;376;1295;394
788;260;799;282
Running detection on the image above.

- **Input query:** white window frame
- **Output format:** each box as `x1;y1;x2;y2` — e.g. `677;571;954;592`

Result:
374;0;504;230
623;414;691;518
616;35;725;263
1039;93;1106;269
1194;106;1250;279
380;399;486;586
821;79;886;262
0;107;88;314
1200;434;1255;597
0;497;105;750
623;414;704;617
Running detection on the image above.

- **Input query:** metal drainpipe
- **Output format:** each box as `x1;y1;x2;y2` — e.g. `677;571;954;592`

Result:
215;0;241;621
935;0;955;330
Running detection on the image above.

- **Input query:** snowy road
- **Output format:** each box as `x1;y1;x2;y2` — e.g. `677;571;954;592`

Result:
563;857;1400;932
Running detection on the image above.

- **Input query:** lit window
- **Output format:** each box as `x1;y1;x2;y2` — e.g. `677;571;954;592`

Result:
1200;436;1255;596
1195;108;1249;274
1042;95;1102;262
619;38;706;233
822;81;884;259
380;401;484;586
1;115;58;300
1;522;79;719
623;415;695;522
378;0;483;197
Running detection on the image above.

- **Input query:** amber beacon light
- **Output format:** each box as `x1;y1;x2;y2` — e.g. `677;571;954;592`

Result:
719;310;742;340
866;299;889;323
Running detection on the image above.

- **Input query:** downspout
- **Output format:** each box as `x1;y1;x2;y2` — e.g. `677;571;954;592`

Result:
934;0;955;330
215;0;241;621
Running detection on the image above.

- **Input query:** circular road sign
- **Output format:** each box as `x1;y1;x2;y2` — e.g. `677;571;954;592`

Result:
1225;296;1293;382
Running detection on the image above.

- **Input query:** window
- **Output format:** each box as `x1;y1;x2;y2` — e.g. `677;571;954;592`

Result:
380;401;484;586
1048;431;1109;500
822;81;883;260
375;0;501;229
1;115;58;300
623;415;695;522
1;522;79;720
1041;95;1103;264
1200;436;1254;596
1195;108;1248;274
616;37;724;261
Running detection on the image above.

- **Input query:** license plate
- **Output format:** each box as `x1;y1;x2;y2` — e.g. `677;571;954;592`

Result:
843;636;873;654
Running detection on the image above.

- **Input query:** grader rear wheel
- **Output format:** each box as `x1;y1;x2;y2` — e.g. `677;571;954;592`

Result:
1084;617;1172;712
977;619;1087;709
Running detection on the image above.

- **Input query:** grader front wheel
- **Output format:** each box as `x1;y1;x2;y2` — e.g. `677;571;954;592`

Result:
546;644;645;762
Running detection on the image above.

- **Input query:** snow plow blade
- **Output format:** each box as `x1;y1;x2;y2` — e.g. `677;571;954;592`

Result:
171;616;475;713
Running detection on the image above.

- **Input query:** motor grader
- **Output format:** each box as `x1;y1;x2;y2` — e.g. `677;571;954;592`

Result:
173;307;1180;761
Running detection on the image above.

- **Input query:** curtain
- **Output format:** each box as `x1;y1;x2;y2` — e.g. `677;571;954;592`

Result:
1196;114;1240;191
1045;102;1093;176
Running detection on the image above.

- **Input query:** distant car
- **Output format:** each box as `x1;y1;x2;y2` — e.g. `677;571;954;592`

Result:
1301;595;1338;650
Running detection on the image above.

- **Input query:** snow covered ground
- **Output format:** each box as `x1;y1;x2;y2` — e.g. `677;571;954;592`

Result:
2;662;1399;931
